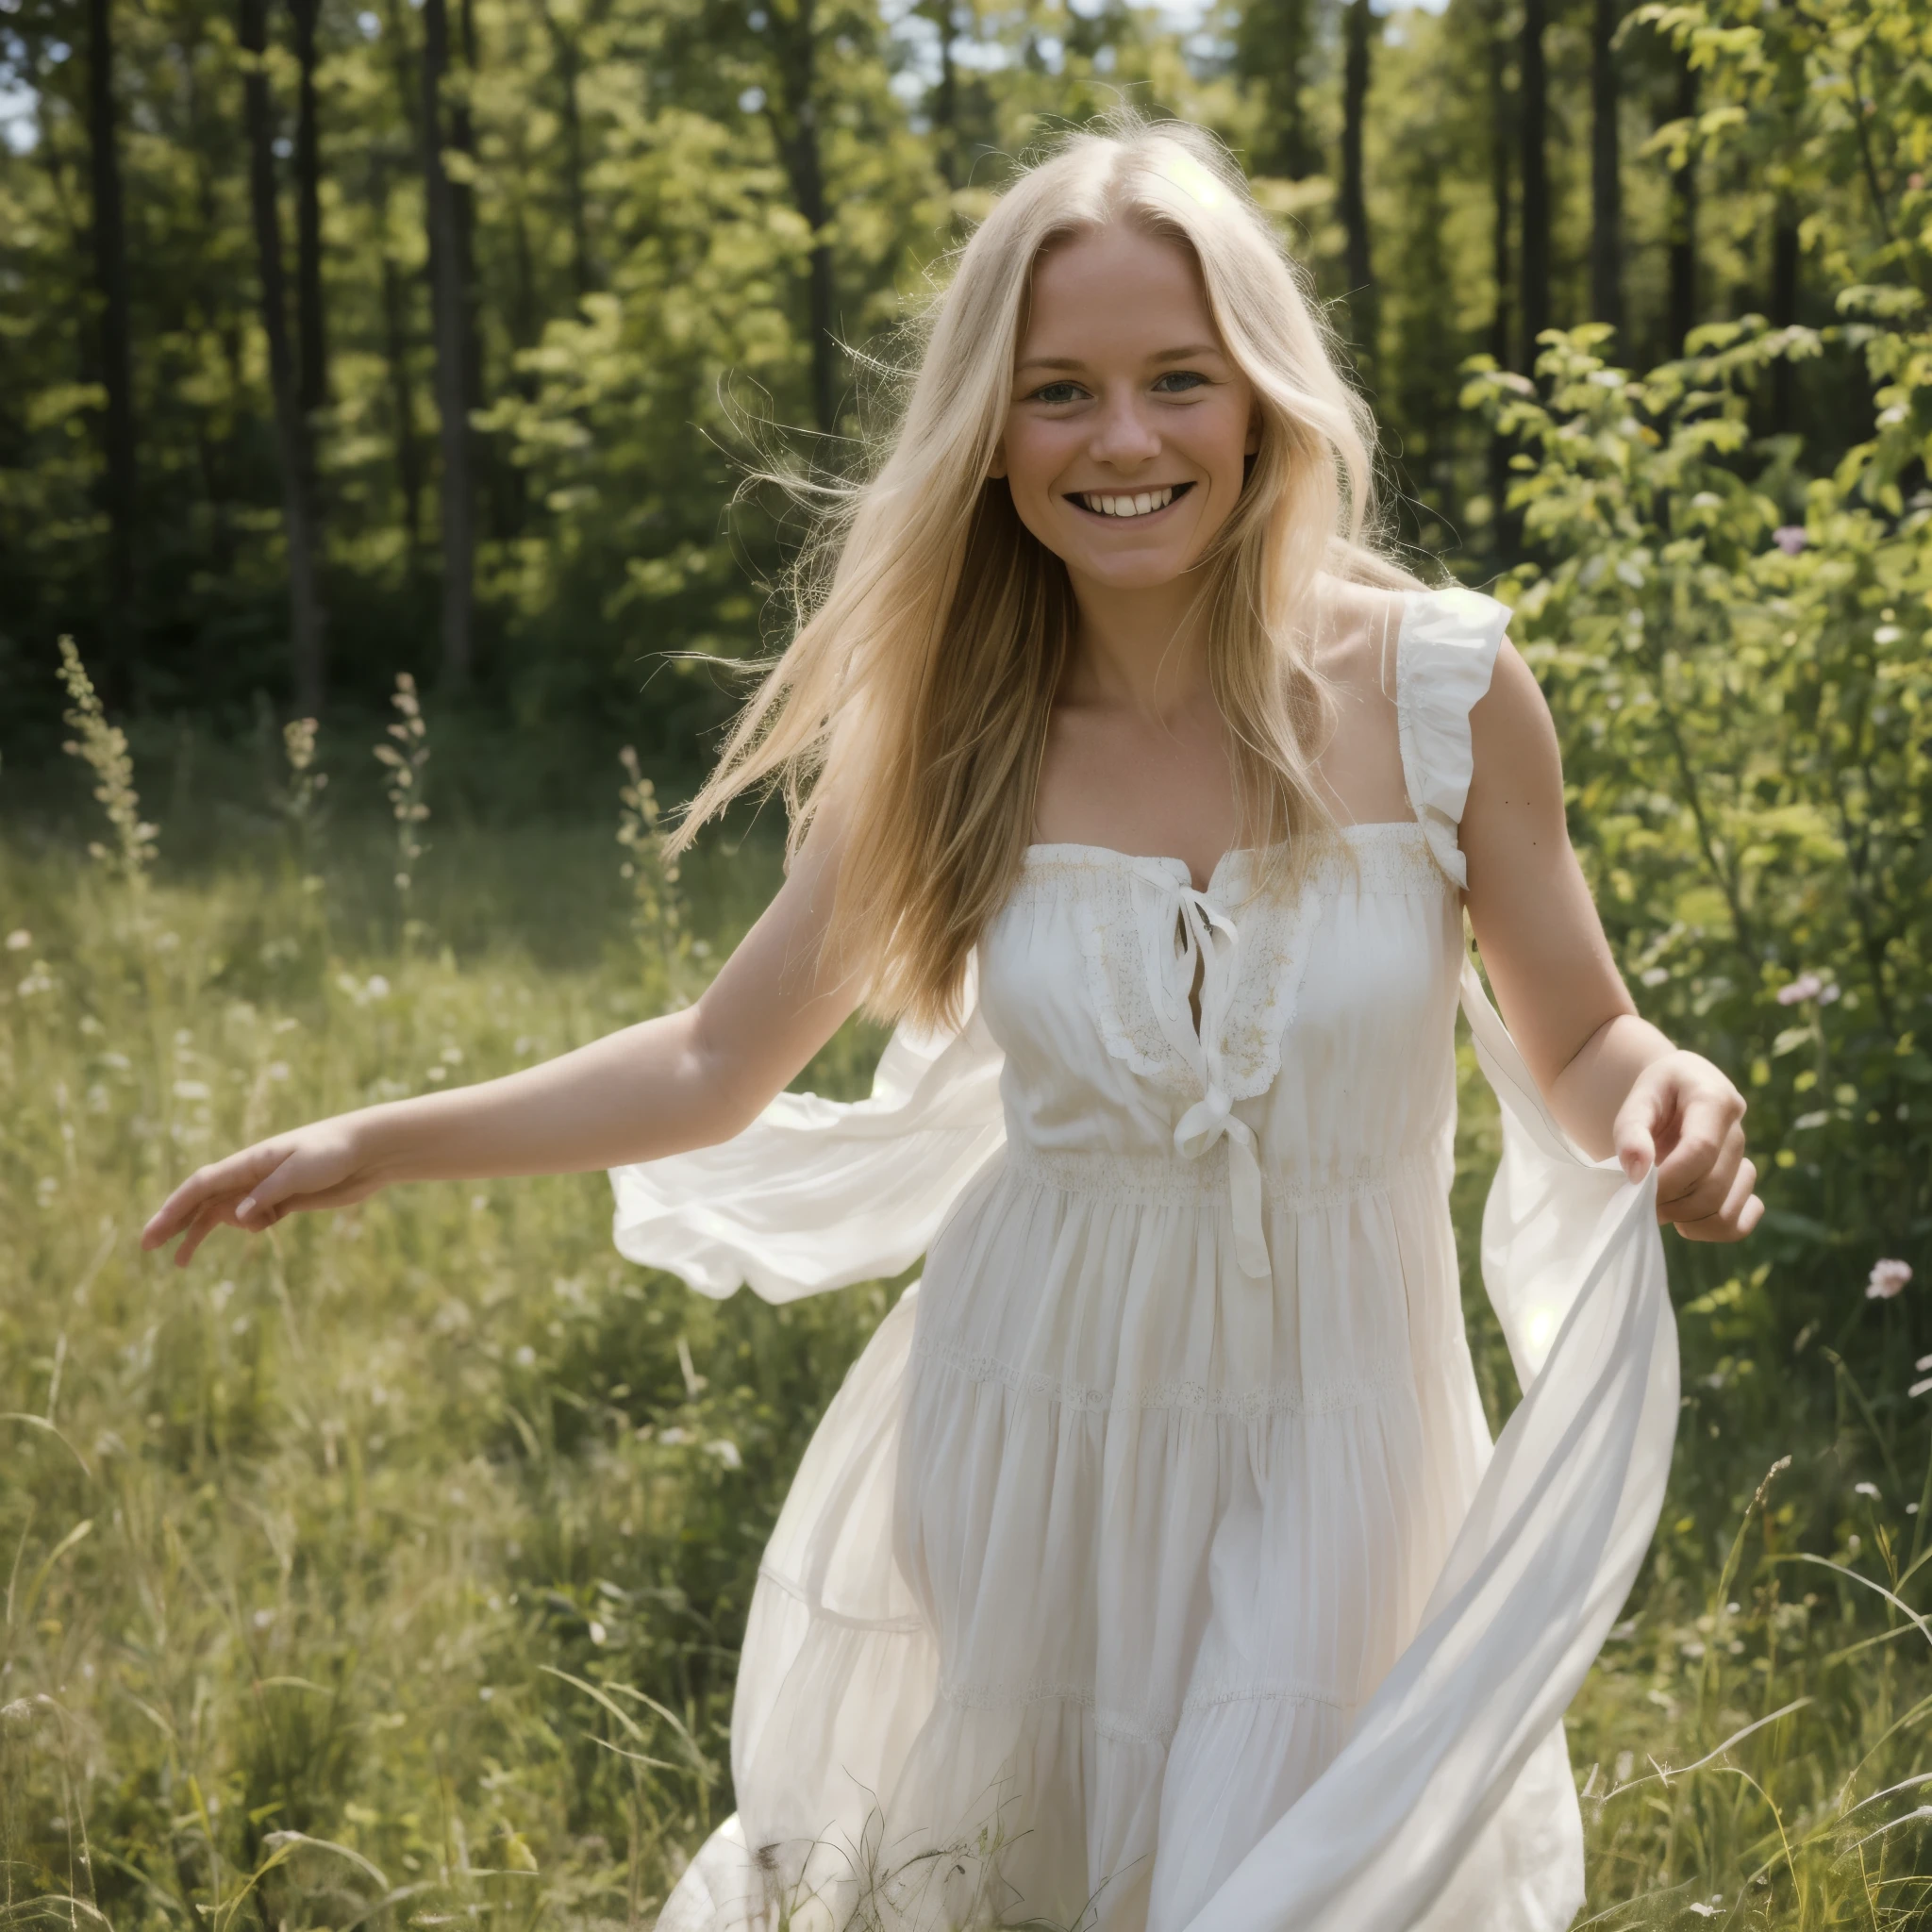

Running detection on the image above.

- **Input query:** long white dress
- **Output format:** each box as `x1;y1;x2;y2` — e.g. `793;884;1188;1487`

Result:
610;586;1679;1932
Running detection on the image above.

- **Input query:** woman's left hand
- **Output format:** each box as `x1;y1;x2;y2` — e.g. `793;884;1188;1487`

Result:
1611;1052;1764;1241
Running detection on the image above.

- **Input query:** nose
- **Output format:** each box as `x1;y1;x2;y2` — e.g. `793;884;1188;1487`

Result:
1087;390;1162;470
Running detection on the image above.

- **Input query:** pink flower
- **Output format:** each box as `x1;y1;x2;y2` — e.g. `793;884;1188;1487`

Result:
1773;526;1808;557
1867;1258;1913;1300
1777;973;1824;1005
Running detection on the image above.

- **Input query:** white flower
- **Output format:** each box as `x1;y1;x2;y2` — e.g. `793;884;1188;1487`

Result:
1868;1258;1913;1300
4;929;29;951
1855;1482;1881;1499
1776;973;1823;1006
705;1439;742;1471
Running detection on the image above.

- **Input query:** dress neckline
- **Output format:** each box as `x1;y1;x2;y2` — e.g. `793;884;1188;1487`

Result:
1022;819;1427;894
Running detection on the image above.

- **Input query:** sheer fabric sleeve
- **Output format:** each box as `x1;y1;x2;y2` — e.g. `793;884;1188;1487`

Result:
607;964;1007;1305
1176;592;1680;1932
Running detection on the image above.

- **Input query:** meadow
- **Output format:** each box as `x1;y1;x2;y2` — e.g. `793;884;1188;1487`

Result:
2;651;1929;1931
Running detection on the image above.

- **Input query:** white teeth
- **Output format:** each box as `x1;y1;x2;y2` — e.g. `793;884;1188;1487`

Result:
1083;486;1175;518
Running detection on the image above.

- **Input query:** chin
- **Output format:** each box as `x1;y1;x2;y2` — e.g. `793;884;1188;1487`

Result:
1068;549;1194;591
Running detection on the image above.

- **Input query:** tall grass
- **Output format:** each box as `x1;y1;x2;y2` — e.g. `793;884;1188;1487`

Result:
0;659;1927;1928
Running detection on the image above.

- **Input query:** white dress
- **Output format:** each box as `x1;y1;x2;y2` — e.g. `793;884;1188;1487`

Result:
610;587;1680;1932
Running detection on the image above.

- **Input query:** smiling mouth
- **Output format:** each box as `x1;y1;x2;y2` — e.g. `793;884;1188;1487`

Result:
1067;482;1194;520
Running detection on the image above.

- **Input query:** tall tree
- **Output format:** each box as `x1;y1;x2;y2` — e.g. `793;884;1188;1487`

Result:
916;0;961;191
1667;54;1697;352
84;0;138;685
542;0;595;300
420;0;476;685
1341;0;1376;365
1590;0;1623;333
762;0;839;434
372;146;426;562
1483;0;1514;533
240;0;327;707
1519;0;1551;358
1237;0;1320;180
290;0;327;414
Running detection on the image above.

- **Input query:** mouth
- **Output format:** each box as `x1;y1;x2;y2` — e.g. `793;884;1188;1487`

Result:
1065;481;1195;521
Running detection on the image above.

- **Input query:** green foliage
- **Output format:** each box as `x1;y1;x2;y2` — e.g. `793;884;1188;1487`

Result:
0;708;896;1924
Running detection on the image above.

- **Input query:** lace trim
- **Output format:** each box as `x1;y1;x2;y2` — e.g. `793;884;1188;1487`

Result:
1001;1141;1432;1208
909;1338;1408;1421
937;1674;1355;1748
1013;826;1444;1106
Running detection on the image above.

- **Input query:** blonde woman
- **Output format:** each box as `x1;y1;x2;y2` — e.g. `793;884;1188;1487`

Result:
146;120;1758;1932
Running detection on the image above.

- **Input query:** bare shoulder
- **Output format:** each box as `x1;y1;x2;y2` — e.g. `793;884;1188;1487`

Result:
1467;634;1562;803
1307;574;1407;705
1303;574;1410;823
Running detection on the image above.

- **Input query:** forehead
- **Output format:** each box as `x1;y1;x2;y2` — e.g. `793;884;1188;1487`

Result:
1019;223;1221;362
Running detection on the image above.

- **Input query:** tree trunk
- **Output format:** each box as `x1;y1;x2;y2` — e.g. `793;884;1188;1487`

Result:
920;0;960;191
542;0;594;299
289;0;327;414
1519;0;1551;362
1770;195;1800;430
1590;0;1623;334
1668;57;1697;354
240;0;327;709
420;0;475;686
1486;0;1514;546
85;0;138;687
373;149;425;561
1341;0;1376;367
763;0;838;433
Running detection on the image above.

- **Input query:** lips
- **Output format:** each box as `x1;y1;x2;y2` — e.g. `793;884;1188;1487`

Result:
1067;482;1194;520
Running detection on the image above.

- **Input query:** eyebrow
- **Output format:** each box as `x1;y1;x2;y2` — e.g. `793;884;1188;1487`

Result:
1015;342;1225;373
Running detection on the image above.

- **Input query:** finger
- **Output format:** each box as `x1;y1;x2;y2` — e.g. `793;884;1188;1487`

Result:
1612;1071;1666;1184
1654;1092;1743;1206
1656;1122;1745;1225
1674;1158;1759;1243
173;1198;237;1268
231;1149;317;1230
143;1145;285;1248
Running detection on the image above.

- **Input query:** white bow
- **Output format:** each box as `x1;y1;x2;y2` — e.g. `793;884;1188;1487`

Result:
1126;858;1272;1281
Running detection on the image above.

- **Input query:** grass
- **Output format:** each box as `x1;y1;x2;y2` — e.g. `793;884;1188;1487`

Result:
0;671;1928;1929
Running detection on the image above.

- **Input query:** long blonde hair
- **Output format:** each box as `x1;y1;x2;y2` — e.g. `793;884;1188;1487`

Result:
666;114;1417;1029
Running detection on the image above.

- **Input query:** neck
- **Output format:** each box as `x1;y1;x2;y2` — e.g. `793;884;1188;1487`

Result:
1061;570;1212;717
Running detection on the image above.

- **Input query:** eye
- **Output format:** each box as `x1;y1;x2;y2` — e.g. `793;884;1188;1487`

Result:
1028;380;1087;406
1152;370;1209;394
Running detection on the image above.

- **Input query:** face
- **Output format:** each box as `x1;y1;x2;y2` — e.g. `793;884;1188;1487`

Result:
993;222;1260;595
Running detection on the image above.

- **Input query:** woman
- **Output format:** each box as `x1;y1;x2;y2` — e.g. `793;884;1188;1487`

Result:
145;120;1758;1931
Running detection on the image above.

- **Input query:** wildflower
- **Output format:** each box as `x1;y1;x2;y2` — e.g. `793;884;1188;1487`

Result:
1867;1258;1912;1300
1775;973;1836;1006
1772;525;1808;557
4;929;28;951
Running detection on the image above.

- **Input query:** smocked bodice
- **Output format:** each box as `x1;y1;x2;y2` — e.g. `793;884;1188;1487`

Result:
977;825;1462;1277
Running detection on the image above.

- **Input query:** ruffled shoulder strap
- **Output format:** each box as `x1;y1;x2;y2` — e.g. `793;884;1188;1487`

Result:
1392;585;1512;890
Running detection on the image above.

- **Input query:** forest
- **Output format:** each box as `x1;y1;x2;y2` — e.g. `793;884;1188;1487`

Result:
0;0;1909;739
2;0;1932;1924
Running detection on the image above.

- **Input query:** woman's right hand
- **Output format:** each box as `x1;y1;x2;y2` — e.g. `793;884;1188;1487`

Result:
142;1115;388;1266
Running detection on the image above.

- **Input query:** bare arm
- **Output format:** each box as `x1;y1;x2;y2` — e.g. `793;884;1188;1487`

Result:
142;811;863;1264
1461;642;1762;1241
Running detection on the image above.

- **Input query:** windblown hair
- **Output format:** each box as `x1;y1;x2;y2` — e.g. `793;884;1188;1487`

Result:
665;113;1418;1030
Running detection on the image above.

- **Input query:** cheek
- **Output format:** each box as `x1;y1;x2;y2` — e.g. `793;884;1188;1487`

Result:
1001;424;1061;505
